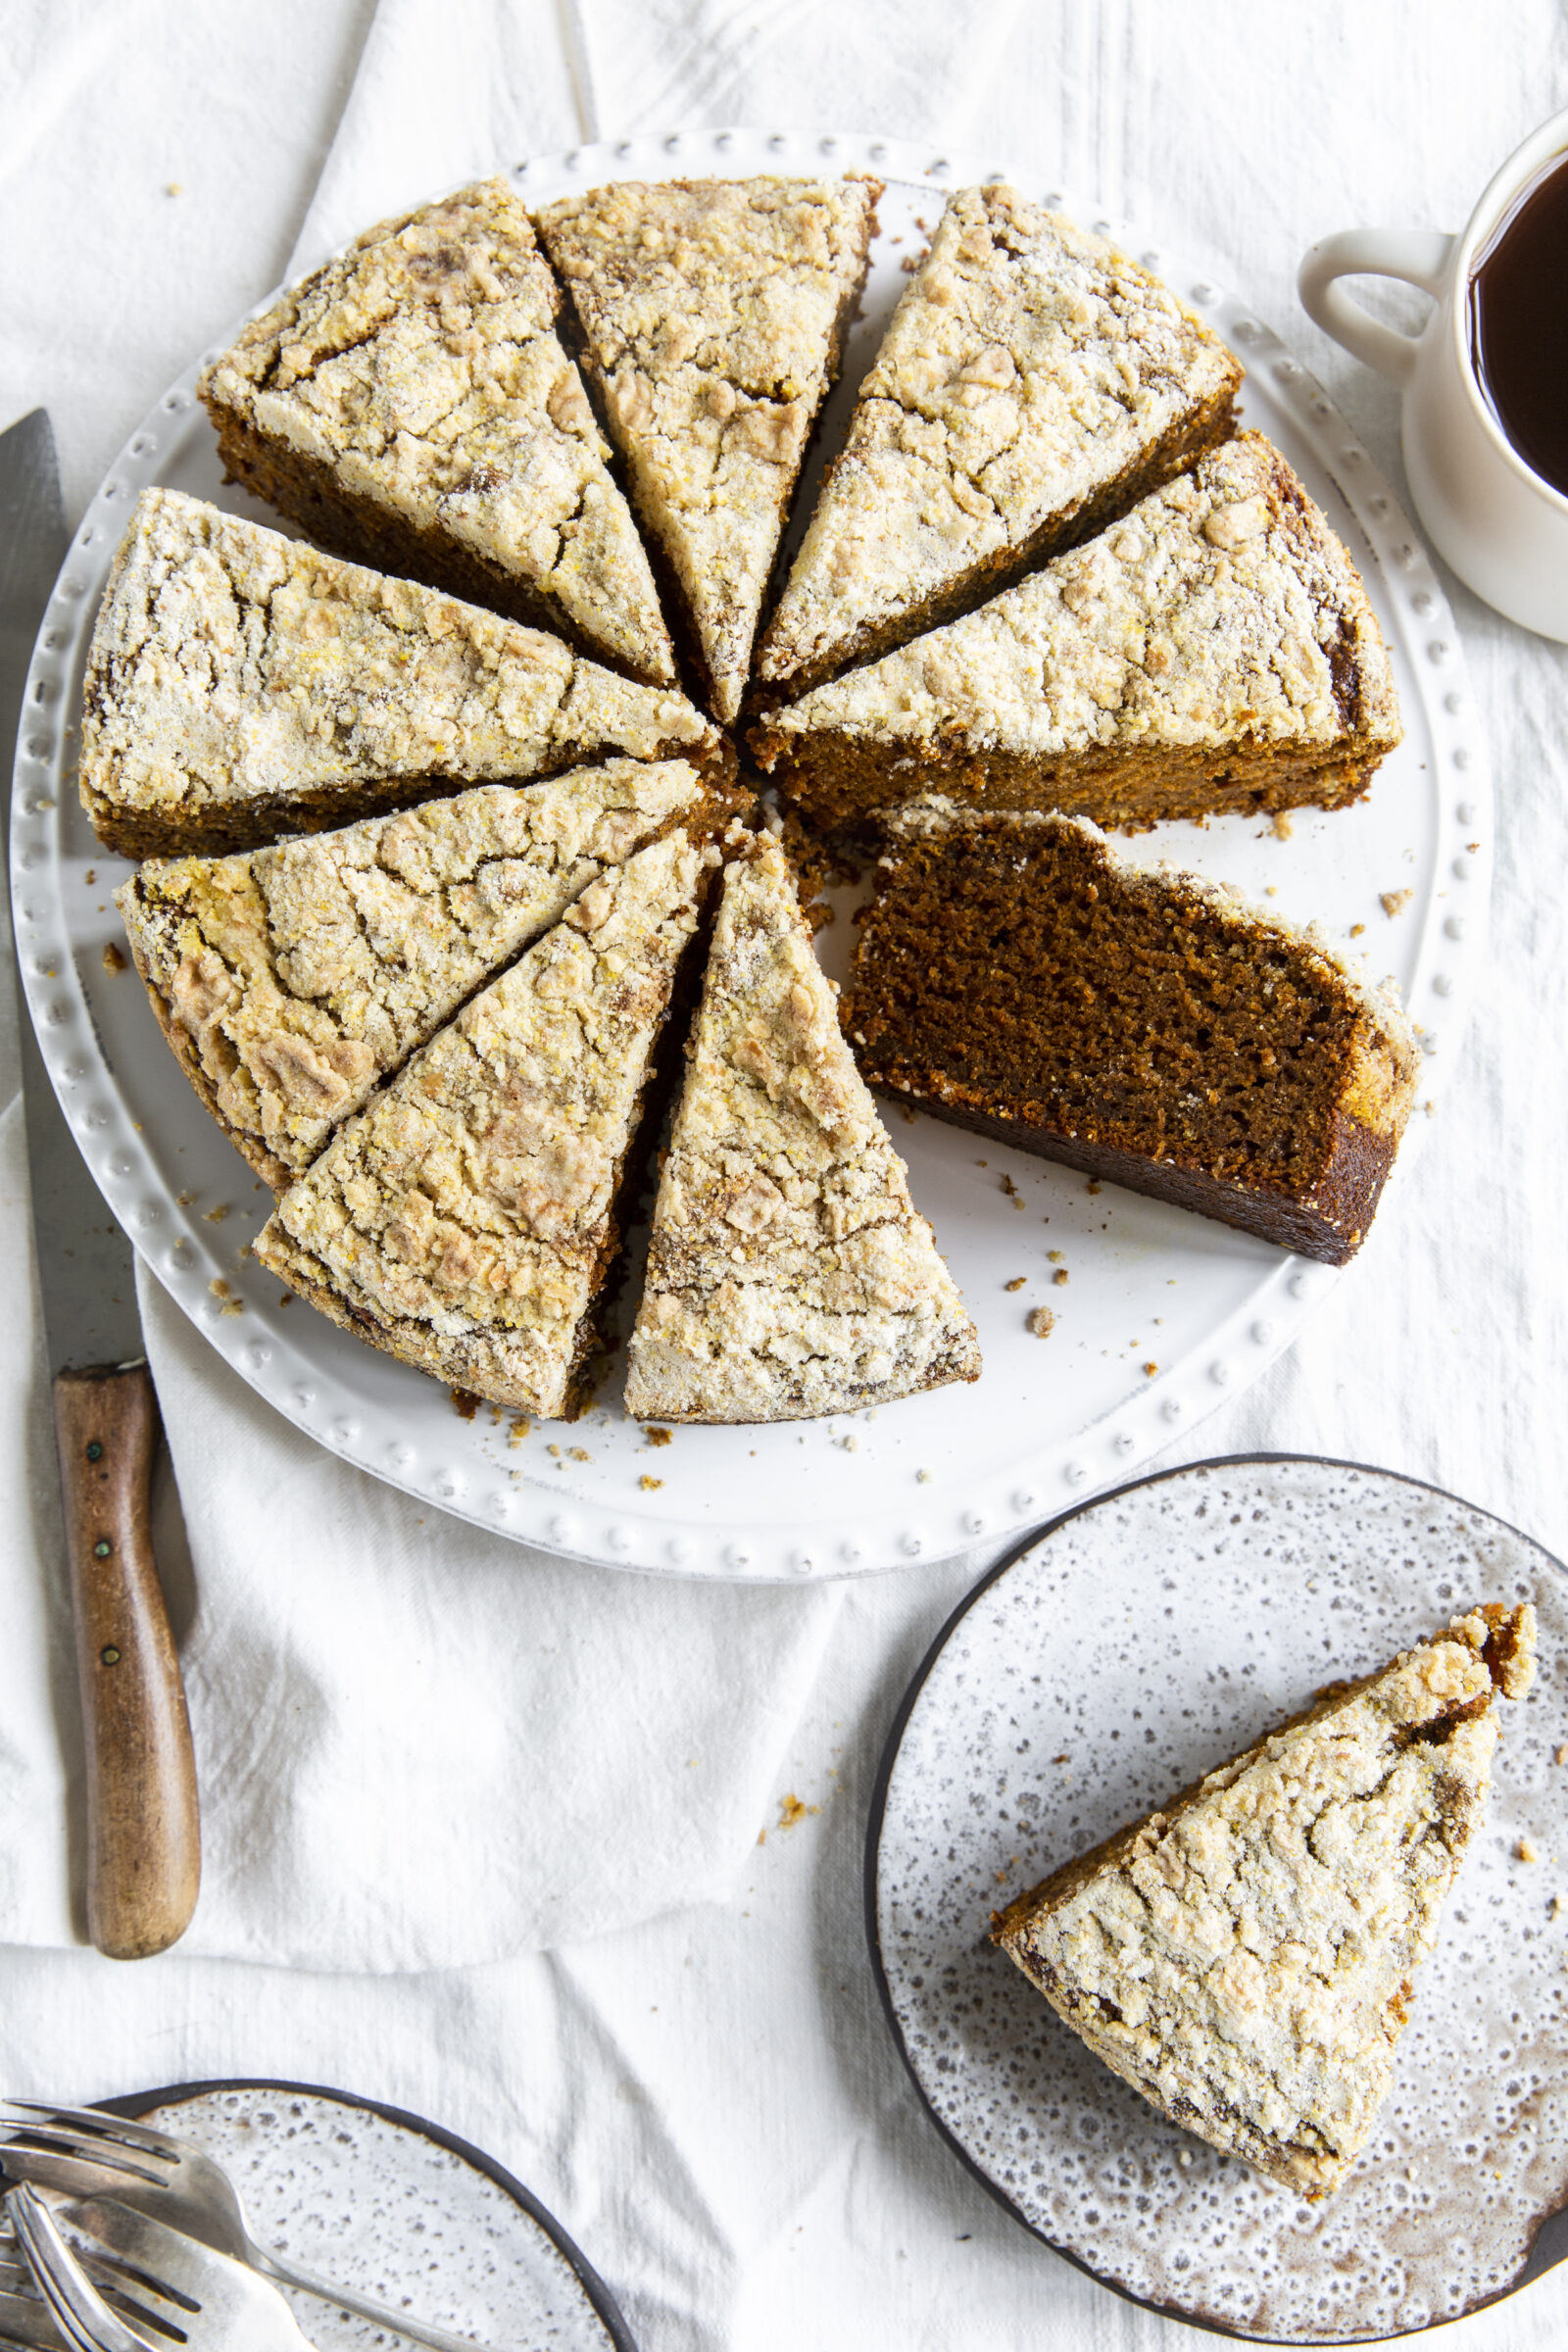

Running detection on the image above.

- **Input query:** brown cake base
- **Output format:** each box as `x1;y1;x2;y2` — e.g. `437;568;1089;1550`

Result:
843;812;1418;1267
754;378;1238;704
753;724;1381;842
200;410;670;691
85;734;736;862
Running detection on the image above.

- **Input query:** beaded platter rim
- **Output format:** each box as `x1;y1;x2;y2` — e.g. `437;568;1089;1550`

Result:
99;2078;637;2351
864;1452;1568;2343
9;126;1491;1584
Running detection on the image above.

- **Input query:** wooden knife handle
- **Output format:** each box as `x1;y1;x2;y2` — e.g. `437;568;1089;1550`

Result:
53;1364;201;1959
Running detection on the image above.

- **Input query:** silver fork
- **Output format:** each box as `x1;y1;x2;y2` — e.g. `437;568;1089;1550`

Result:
5;2182;320;2352
0;2211;170;2352
0;2104;484;2352
2;2216;74;2351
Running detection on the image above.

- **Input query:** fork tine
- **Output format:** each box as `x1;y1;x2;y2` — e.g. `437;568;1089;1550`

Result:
3;2191;155;2352
0;2111;179;2173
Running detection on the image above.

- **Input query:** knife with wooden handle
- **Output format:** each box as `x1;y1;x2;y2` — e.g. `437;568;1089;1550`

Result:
2;408;200;1957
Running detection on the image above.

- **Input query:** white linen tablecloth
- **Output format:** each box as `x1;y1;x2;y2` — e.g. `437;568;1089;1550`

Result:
3;1;1567;2343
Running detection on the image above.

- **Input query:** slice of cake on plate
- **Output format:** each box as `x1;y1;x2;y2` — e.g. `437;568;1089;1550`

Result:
537;175;879;722
198;179;676;686
624;830;980;1423
992;1604;1537;2199
843;804;1419;1265
118;758;744;1189
82;491;722;858
755;183;1242;698
755;433;1401;837
252;830;715;1417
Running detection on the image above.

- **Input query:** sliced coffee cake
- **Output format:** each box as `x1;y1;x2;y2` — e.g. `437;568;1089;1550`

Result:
625;831;980;1422
757;184;1241;697
538;175;878;722
253;830;715;1417
83;491;721;858
119;759;741;1189
755;434;1401;837
844;805;1418;1265
992;1605;1537;2198
198;180;676;685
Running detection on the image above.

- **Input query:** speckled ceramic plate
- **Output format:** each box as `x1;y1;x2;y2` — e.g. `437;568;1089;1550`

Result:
867;1456;1568;2342
95;2081;635;2351
11;128;1490;1580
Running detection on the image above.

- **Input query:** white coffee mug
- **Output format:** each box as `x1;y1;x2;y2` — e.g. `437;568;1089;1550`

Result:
1299;108;1568;641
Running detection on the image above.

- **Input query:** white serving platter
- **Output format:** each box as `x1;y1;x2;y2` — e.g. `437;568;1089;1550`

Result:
9;128;1489;1583
867;1456;1568;2343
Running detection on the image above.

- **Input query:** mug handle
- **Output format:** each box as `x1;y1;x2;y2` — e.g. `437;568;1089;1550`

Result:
1297;229;1455;386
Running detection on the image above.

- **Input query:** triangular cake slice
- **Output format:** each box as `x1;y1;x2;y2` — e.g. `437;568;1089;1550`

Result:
755;434;1401;836
198;179;676;687
538;175;879;722
624;832;980;1422
83;491;723;858
756;183;1242;698
253;831;715;1418
992;1604;1537;2199
845;804;1418;1265
118;758;744;1189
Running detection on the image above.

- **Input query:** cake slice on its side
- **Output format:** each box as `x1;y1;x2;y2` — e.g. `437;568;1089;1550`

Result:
844;805;1418;1266
82;492;724;858
756;184;1242;699
197;180;676;686
992;1605;1538;2199
252;830;716;1418
624;832;980;1423
755;434;1401;838
118;759;745;1189
537;176;879;723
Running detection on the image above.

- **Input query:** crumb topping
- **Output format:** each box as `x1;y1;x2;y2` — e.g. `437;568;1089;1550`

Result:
253;831;711;1416
759;183;1242;684
119;759;711;1182
538;176;877;721
83;491;711;840
768;434;1401;760
625;833;980;1422
996;1606;1536;2195
199;179;675;682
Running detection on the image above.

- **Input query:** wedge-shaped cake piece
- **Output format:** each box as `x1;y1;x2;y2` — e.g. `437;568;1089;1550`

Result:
119;759;742;1189
992;1604;1538;2198
624;832;980;1422
538;175;879;723
845;805;1418;1265
756;434;1401;836
757;183;1242;697
253;831;714;1416
83;491;721;858
198;180;676;686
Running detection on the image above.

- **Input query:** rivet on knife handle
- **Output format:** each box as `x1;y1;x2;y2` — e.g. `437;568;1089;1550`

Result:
53;1364;200;1959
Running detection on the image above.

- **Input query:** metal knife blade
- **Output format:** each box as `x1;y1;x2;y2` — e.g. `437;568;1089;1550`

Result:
2;414;144;1374
3;409;200;1959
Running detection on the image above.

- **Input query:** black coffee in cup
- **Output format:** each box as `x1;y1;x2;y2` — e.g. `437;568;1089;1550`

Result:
1469;148;1568;497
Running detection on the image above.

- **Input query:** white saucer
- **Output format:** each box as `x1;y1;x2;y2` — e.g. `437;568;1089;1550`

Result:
868;1456;1568;2342
10;130;1489;1581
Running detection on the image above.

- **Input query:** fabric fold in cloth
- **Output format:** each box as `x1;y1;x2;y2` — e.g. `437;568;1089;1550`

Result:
136;1266;842;1972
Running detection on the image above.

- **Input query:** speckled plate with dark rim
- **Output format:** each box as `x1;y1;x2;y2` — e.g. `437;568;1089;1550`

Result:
92;2080;637;2352
866;1454;1568;2343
